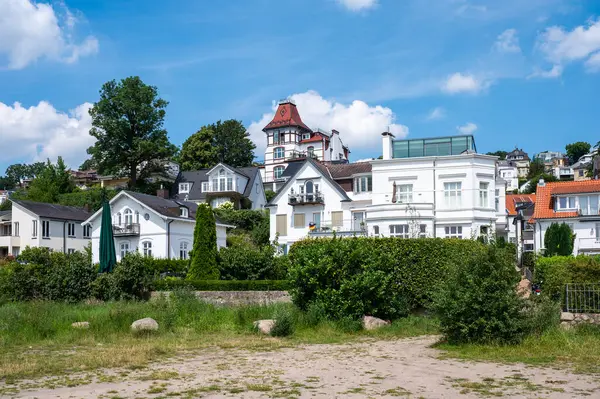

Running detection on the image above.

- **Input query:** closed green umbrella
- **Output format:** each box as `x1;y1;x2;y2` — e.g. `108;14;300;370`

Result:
99;201;117;273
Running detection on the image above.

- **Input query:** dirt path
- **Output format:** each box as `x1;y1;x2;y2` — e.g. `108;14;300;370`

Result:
3;336;599;398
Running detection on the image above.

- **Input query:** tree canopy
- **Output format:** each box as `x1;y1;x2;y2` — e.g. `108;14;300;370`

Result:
544;223;574;256
521;173;557;194
87;76;178;188
19;157;75;203
565;141;591;164
527;158;546;179
188;203;219;279
486;150;507;160
178;119;255;171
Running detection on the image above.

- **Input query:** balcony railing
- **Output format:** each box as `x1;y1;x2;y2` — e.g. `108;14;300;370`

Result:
288;193;324;205
287;151;319;161
201;183;236;193
112;223;140;236
308;219;367;237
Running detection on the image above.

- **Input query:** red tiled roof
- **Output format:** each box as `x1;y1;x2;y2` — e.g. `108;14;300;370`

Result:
533;180;600;220
506;194;536;216
263;102;312;132
300;136;325;144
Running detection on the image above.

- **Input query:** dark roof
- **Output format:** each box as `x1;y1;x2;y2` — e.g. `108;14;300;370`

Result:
320;162;372;179
126;191;198;220
172;165;261;201
0;210;11;221
13;200;92;222
266;158;351;206
507;148;530;160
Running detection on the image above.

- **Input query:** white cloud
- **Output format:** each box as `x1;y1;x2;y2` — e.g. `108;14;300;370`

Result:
0;101;94;169
537;18;600;75
442;73;488;94
528;64;563;79
0;0;98;69
247;90;408;158
585;51;600;72
336;0;377;12
456;122;478;134
426;107;446;121
494;29;521;53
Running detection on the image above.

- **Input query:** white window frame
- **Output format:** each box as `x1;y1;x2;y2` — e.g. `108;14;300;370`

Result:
302;133;311;140
67;248;75;255
274;147;285;159
354;176;373;194
179;182;190;193
142;241;152;257
180;207;189;218
274;166;285;179
444;182;462;209
396;184;413;204
120;242;130;259
557;196;577;211
180;242;189;260
68;222;76;237
445;226;463;239
32;220;38;238
124;208;133;225
83;224;91;238
389;224;409;238
479;182;489;208
13;222;19;237
578;195;600;216
42;220;50;238
201;182;209;192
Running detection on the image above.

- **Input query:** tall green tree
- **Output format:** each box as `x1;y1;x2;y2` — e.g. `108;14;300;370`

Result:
486;150;508;160
79;158;98;171
212;120;255;167
26;157;75;203
87;76;178;188
178;126;217;170
521;173;557;194
188;203;219;279
527;158;546;179
544;223;574;256
4;162;46;187
565;141;591;164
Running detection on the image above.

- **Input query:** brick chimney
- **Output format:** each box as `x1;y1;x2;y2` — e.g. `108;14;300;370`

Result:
156;185;169;199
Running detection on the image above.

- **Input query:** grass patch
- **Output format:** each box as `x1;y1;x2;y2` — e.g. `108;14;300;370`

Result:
0;299;438;381
438;325;600;374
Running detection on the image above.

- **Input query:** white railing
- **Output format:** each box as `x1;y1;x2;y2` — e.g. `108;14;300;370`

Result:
308;219;367;236
201;182;236;193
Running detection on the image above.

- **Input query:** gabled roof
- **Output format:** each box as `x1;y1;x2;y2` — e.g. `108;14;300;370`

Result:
263;101;312;132
0;211;11;221
506;194;536;216
266;158;351;206
533;180;600;220
12;200;92;222
172;166;261;201
507;148;530;160
321;162;372;179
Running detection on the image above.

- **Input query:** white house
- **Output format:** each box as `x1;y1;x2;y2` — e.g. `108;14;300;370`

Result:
172;164;266;210
83;191;233;263
0;200;92;258
497;161;519;192
267;132;503;248
532;179;600;255
261;100;350;191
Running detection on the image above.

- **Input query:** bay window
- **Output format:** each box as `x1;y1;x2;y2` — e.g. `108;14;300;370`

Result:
444;182;462;208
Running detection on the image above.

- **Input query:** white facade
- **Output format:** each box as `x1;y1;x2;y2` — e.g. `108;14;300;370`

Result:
497;163;519;191
84;191;230;263
0;202;91;257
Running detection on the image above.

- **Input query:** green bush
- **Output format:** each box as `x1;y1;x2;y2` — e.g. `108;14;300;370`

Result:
270;307;295;337
535;255;600;303
544;222;574;256
214;208;270;247
218;244;288;280
153;278;290;291
144;257;188;276
288;237;487;320
522;251;536;271
91;273;117;301
44;251;97;302
432;246;527;344
111;253;153;300
188;203;219;280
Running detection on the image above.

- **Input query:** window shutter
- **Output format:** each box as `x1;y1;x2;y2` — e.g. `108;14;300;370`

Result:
276;215;287;236
331;211;343;227
293;213;305;228
391;182;397;203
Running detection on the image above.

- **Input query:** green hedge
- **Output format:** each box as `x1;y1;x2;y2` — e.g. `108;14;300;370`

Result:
288;237;489;319
535;255;600;301
153;278;290;291
143;258;188;276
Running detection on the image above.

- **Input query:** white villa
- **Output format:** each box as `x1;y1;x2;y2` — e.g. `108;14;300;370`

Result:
0;200;92;258
83;191;233;263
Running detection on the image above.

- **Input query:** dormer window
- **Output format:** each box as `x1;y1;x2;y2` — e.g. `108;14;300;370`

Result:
557;196;576;211
179;182;190;193
180;207;189;218
354;176;372;193
302;133;311;140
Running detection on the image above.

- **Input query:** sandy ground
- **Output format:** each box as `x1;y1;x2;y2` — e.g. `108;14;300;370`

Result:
2;336;600;399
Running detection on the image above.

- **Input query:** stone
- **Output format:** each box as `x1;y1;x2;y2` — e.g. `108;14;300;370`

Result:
560;312;575;322
560;321;572;330
253;319;276;335
71;322;89;329
581;314;590;322
362;316;391;331
131;318;159;331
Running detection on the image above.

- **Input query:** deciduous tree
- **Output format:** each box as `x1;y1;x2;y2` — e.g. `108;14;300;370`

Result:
178;126;217;170
565;141;591;164
486;150;508;160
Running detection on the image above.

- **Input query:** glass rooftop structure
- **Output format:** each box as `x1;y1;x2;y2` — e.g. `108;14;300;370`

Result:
392;135;476;159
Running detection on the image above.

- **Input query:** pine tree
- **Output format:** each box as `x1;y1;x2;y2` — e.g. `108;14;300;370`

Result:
188;203;219;279
544;222;574;256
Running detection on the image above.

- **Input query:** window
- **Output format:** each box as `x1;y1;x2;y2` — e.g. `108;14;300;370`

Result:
42;220;50;238
117;212;122;225
274;147;285;159
180;207;189;218
302;133;311;140
32;220;38;237
480;226;489;236
273;131;281;145
579;195;599;216
396;184;413;204
124;208;133;225
83;224;91;238
13;222;19;237
142;241;152;257
557;196;576;210
331;211;343;227
136;211;140;224
445;226;463;239
293;213;305;228
307;146;315;157
211;197;229;208
276;215;287;236
354;176;373;193
444;182;462;208
390;224;409;238
179;183;190;193
579;170;585;177
180;242;189;260
68;248;75;255
596;224;600;242
274;166;285;179
479;182;489;208
312;212;321;228
227;177;233;191
68;223;75;237
120;242;130;259
201;182;209;192
524;243;534;251
373;226;379;235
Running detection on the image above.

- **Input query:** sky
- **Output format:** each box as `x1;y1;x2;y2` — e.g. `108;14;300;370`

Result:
1;0;600;172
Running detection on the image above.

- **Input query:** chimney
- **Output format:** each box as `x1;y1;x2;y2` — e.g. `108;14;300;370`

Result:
538;178;546;187
331;129;339;135
381;132;395;160
83;203;91;213
157;184;169;199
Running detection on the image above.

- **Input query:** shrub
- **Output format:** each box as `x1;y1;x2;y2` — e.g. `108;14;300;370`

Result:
188;203;219;280
535;255;600;303
522;251;536;271
112;253;153;300
432;246;526;344
45;251;97;302
153;278;290;291
522;295;561;336
144;257;188;276
270;307;295;337
91;273;117;301
288;237;487;320
214;208;270;247
218;244;287;280
544;222;574;256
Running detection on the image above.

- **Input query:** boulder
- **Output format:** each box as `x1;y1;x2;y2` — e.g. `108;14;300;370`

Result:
71;322;90;329
362;316;391;331
253;319;276;335
131;318;159;331
560;321;572;330
560;312;575;322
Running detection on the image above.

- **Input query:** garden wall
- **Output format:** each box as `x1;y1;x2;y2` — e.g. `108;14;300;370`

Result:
560;311;600;328
151;290;291;306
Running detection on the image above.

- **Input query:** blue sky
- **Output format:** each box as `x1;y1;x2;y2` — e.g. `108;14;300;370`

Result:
1;0;599;173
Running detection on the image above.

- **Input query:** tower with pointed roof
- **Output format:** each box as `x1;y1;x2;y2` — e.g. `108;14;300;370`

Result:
261;99;350;191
